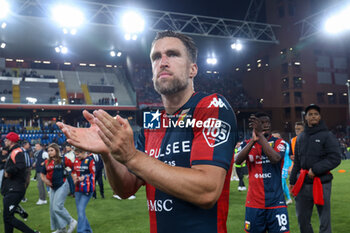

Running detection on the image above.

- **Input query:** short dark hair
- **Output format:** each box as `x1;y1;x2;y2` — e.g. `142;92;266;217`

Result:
21;140;30;146
254;112;271;119
152;30;198;63
295;121;304;127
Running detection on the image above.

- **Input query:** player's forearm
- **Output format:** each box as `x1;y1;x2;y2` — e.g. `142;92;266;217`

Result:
125;150;226;209
235;140;254;164
101;153;142;198
258;136;281;163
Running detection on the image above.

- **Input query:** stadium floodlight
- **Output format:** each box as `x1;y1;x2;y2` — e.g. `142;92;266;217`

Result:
231;40;243;51
124;34;131;40
325;6;350;34
55;45;68;54
70;28;77;35
52;5;84;34
0;0;9;20
61;46;68;54
121;11;145;41
206;58;217;65
0;42;5;49
1;22;6;29
110;51;116;57
117;52;122;57
0;96;5;102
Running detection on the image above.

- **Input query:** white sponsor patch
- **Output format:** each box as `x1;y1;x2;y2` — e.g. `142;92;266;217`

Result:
202;118;231;147
254;173;272;179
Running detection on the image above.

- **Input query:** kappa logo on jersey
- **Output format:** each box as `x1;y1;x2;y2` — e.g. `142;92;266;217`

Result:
202;118;231;147
143;110;161;129
208;97;228;109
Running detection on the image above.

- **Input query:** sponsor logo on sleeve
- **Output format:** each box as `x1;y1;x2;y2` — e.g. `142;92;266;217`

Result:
277;143;286;152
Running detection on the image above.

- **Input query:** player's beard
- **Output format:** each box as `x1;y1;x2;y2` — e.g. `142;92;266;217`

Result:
153;75;189;96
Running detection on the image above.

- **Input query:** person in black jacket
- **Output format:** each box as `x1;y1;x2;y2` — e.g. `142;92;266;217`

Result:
92;153;105;199
1;132;39;233
0;144;9;189
289;104;341;233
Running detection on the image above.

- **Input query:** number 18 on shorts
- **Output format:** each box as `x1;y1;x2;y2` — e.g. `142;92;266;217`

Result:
244;207;290;233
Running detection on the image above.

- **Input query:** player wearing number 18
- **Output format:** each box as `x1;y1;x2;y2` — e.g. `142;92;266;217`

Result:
235;112;289;233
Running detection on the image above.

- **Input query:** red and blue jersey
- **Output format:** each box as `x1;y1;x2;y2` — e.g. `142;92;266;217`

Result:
238;137;286;209
73;156;95;193
43;157;73;190
136;92;237;233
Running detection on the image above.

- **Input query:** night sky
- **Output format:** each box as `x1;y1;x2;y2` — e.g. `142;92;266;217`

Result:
89;0;254;21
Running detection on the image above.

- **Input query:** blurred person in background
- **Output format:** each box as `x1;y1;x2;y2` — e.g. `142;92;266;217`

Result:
271;131;293;205
63;144;76;197
0;143;9;189
91;153;104;199
34;143;48;205
21;140;32;203
72;148;95;233
290;122;304;164
234;141;247;191
41;143;77;233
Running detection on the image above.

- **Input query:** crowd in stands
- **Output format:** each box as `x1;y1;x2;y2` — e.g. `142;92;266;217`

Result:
3;64;257;109
0;115;141;148
0;88;12;95
1;69;56;79
1;69;13;77
130;65;257;109
95;97;118;106
132;65;161;104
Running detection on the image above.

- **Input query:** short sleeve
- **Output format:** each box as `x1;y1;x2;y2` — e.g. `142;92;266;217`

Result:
65;157;74;169
274;138;286;156
191;94;237;170
89;159;95;175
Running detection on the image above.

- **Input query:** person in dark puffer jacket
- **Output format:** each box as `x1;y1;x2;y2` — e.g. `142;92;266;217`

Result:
1;132;40;233
289;104;341;233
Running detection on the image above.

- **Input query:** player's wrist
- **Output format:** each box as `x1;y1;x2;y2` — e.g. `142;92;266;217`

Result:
124;149;139;168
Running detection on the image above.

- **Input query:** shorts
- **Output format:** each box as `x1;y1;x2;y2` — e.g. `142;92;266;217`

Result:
244;206;289;233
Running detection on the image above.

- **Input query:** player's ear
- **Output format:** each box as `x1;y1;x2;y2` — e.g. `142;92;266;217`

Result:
189;63;198;79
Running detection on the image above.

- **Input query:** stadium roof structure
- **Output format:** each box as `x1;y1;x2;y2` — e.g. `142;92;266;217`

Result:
0;0;280;64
